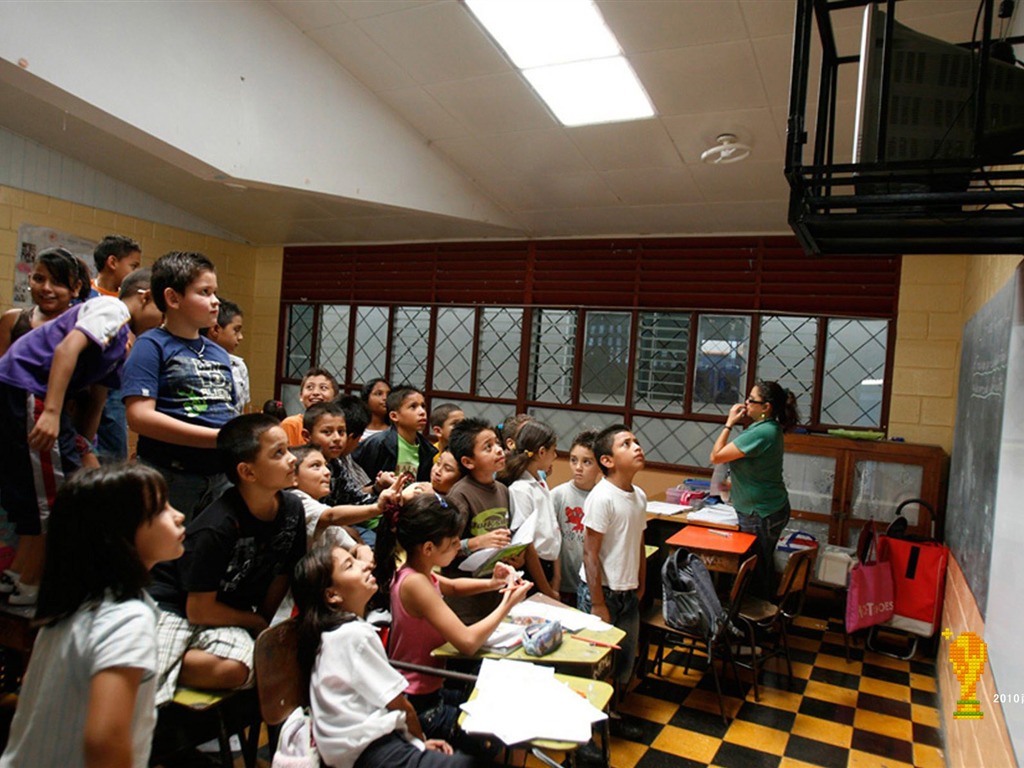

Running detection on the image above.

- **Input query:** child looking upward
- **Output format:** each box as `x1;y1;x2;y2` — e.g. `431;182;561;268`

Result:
206;297;250;415
429;403;464;454
354;385;437;483
551;430;600;605
578;424;648;700
279;367;339;446
288;443;399;556
0;268;162;605
359;377;391;442
0;463;184;768
293;544;474;768
376;493;530;753
499;420;560;599
121;251;238;520
148;414;306;704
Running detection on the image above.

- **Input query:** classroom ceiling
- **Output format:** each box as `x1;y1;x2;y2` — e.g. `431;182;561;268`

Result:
0;0;981;245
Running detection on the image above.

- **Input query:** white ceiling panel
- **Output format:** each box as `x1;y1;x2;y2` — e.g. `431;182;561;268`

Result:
567;120;684;172
306;21;415;92
375;86;467;141
599;1;750;53
600;166;702;207
425;72;554;135
662;107;784;165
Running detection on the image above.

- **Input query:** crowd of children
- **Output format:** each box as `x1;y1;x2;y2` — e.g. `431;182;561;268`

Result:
0;239;657;767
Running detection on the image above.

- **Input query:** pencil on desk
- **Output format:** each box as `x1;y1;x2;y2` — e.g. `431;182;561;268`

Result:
570;634;622;650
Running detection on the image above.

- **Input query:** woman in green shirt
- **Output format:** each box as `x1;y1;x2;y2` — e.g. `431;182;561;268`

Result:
711;380;799;599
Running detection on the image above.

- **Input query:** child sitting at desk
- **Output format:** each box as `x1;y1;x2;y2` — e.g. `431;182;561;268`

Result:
578;424;648;703
376;493;530;754
293;544;475;768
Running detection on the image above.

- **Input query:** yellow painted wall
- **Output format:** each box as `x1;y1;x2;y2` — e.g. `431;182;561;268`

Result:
0;184;283;408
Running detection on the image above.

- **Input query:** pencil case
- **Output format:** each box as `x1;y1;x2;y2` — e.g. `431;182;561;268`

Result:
522;620;563;657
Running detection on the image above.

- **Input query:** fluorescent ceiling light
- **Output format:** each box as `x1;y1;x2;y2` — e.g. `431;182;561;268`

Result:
465;0;655;127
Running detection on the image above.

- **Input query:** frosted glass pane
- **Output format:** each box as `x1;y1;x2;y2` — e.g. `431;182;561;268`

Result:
434;307;475;393
851;460;925;526
783;452;837;516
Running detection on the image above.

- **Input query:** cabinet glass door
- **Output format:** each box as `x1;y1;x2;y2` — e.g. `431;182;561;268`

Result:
845;458;926;545
783;451;837;543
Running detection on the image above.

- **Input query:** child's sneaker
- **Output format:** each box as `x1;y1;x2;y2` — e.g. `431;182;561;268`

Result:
0;570;19;595
8;582;38;606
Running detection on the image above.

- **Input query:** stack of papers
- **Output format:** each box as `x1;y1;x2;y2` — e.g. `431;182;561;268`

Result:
460;659;607;745
481;623;524;654
508;597;613;633
459;514;535;576
686;502;738;526
647;501;692;516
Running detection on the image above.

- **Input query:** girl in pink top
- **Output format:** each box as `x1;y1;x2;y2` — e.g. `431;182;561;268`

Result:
375;493;531;753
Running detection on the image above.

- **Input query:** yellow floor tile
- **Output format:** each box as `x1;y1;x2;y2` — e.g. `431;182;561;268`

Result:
861;652;910;672
790;713;854;748
816;654;862;675
723;719;789;756
847;748;914;768
858;675;912;702
650;724;721;764
803;679;861;708
618;693;678;724
910;672;937;692
683;688;743;719
793;615;829;632
912;702;940;726
791;661;815;680
779;758;824;768
853;709;914;741
913;743;946;768
752;684;805;713
608;737;646;768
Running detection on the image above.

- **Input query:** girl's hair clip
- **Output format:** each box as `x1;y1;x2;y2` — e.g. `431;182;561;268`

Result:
525;450;534;458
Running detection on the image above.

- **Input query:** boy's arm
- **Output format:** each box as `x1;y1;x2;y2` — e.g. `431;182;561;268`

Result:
76;384;109;442
185;591;268;634
28;329;92;452
523;544;558;600
125;396;220;448
637;536;647;602
582;527;610;622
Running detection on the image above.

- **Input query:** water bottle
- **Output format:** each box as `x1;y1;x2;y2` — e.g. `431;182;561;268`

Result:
710;462;731;502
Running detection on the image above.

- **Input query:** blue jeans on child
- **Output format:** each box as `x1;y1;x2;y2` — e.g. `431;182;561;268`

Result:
577;583;639;687
736;502;791;600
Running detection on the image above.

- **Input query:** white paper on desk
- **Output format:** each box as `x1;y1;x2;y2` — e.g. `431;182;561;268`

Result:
647;500;692;516
508;595;614;633
686;503;738;526
460;659;605;745
458;515;536;574
481;623;524;653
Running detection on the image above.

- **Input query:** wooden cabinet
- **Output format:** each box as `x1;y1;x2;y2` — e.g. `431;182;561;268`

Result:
782;434;948;547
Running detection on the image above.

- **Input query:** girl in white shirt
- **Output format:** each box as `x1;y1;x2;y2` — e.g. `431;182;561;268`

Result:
498;420;561;598
1;464;185;768
293;544;475;768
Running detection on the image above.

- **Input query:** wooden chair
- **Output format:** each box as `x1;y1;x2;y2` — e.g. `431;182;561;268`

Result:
150;686;260;768
733;547;815;701
253;618;306;756
639;554;759;724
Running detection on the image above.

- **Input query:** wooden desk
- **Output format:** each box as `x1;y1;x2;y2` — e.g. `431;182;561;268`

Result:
665;526;756;574
433;595;627;679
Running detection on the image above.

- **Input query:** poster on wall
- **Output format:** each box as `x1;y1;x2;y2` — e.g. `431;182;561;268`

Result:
13;224;97;308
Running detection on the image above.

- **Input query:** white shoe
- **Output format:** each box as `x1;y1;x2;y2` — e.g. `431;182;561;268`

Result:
0;570;19;595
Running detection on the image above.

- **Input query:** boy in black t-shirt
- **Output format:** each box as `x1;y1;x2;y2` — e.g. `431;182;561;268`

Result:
149;414;305;705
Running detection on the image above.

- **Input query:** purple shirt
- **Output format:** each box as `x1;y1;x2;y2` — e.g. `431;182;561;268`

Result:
0;297;131;398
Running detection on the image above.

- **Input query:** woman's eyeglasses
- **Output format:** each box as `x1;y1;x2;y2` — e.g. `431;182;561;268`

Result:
745;397;766;405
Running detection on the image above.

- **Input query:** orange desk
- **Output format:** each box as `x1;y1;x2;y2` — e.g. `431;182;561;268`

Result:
665;526;757;574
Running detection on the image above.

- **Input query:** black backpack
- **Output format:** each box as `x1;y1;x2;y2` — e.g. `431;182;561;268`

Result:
662;548;726;638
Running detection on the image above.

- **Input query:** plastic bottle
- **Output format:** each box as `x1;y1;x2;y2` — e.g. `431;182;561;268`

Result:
710;462;731;502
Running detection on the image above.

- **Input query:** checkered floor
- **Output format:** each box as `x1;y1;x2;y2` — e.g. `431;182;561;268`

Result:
595;594;944;768
166;594;943;768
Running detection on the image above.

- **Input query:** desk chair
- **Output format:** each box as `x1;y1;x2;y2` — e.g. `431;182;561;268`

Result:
733;547;815;701
639;554;758;724
150;686;260;768
253;618;305;756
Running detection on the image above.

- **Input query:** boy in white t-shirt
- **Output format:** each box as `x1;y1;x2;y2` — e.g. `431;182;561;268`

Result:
578;424;647;699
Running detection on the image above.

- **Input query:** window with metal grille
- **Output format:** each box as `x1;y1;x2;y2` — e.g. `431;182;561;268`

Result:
277;304;892;468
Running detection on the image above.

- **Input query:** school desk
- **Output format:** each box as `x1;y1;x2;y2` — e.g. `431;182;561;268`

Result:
432;594;627;680
665;525;757;574
460;672;614;768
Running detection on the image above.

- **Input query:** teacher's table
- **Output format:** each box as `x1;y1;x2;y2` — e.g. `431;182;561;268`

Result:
665;525;757;575
433;594;627;680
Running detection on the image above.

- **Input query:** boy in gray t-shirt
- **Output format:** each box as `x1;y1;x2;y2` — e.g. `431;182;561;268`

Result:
551;430;600;604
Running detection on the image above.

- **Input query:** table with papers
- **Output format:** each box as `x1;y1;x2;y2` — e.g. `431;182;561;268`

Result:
432;594;627;679
459;659;613;767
